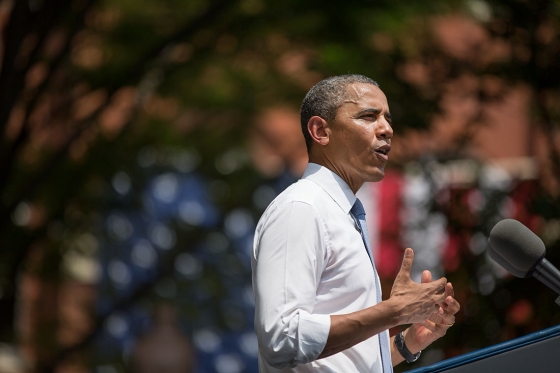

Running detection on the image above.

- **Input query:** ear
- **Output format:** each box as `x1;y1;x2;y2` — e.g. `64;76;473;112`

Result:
307;116;330;147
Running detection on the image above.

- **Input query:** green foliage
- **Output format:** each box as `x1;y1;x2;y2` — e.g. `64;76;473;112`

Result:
2;0;560;371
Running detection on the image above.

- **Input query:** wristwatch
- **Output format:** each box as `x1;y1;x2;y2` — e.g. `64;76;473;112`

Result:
394;331;422;363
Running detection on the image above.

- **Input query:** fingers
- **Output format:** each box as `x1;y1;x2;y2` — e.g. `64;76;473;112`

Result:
422;272;451;309
420;319;439;333
434;277;448;294
427;277;448;301
445;282;454;298
437;307;456;325
439;283;460;315
430;287;459;330
421;315;454;334
445;294;461;316
391;250;459;326
395;248;414;281
421;306;455;330
421;270;432;284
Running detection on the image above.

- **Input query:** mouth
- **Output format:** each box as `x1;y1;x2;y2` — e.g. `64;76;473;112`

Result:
374;145;391;158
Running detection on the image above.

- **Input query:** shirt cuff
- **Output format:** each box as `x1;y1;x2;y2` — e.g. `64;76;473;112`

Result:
296;312;331;364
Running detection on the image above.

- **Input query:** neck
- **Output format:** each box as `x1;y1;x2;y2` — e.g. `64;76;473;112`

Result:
308;152;363;194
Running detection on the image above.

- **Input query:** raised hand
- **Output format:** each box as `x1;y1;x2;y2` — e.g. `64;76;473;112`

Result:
389;248;448;325
407;269;460;350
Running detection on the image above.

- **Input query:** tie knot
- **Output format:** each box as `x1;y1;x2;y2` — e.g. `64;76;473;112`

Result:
351;198;366;219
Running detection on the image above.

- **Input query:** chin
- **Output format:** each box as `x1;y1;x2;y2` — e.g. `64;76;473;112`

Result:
366;168;385;182
371;174;384;182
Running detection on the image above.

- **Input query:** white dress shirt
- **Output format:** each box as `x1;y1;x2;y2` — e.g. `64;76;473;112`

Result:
252;163;388;372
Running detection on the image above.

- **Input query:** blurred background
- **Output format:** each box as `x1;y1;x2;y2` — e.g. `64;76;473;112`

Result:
1;0;560;372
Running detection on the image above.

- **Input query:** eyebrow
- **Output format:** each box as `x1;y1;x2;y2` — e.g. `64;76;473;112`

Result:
355;108;393;123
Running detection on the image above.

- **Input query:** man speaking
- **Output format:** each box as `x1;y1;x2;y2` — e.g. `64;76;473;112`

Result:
251;74;460;372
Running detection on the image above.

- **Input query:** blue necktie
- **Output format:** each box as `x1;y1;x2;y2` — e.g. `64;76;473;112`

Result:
351;198;393;373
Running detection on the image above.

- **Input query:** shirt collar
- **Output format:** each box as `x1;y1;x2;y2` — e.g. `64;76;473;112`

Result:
302;163;356;214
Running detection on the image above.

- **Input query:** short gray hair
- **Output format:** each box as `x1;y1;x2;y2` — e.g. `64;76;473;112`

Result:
300;74;379;152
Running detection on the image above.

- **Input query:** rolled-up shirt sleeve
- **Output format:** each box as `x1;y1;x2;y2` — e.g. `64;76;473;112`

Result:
252;200;331;369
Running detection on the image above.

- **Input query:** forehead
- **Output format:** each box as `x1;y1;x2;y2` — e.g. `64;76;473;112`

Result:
341;82;388;109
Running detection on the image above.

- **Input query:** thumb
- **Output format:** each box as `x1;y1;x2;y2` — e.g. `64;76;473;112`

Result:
396;248;414;281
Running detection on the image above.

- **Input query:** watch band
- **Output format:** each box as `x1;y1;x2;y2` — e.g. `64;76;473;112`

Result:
394;331;422;363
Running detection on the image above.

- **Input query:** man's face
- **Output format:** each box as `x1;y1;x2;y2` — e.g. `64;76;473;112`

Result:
327;82;393;186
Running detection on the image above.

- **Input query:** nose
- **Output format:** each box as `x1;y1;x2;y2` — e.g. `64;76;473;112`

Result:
376;116;393;140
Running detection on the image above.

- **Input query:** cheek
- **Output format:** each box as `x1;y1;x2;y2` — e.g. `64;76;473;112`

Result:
354;131;375;151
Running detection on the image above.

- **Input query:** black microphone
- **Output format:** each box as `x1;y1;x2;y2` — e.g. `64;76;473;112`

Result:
487;219;560;296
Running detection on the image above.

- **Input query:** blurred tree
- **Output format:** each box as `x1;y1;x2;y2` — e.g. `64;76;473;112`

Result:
381;1;560;370
0;0;238;356
1;0;560;372
0;0;454;371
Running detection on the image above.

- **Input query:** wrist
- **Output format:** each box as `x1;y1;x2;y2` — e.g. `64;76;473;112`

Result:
383;298;407;327
394;330;422;363
404;326;423;353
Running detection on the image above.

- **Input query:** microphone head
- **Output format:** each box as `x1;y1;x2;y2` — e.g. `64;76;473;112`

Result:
487;219;545;278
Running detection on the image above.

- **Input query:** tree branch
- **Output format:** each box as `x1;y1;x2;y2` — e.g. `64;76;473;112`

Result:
0;0;97;201
0;0;235;235
108;0;232;90
0;0;76;146
0;0;32;146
